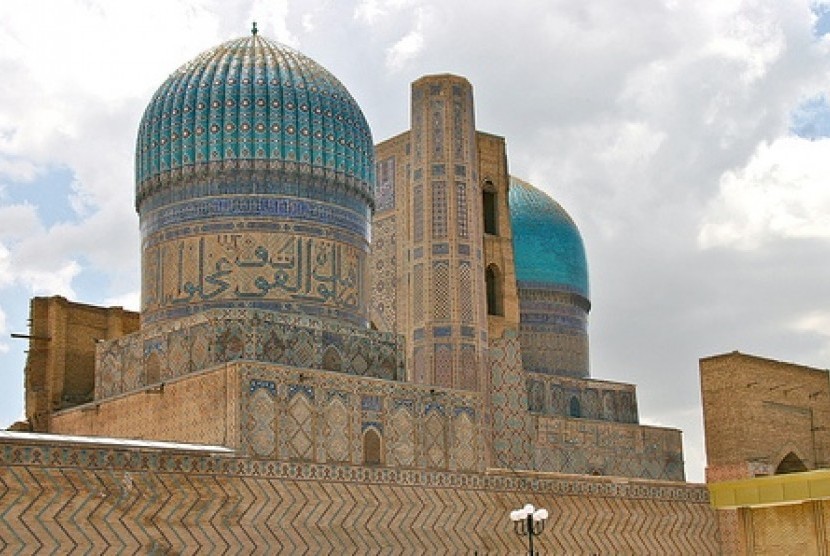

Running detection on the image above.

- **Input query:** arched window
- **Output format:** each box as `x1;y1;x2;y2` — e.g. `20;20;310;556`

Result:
485;264;503;316
776;452;808;474
363;428;382;465
569;396;581;418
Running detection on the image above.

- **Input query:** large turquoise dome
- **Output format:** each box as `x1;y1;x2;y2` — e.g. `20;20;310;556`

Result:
136;32;374;211
135;32;375;328
509;177;589;300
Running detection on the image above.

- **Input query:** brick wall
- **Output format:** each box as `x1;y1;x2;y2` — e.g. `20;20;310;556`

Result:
0;434;720;554
23;296;139;431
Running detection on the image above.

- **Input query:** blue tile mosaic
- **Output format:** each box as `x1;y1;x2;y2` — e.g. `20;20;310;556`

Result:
509;177;589;298
137;35;374;200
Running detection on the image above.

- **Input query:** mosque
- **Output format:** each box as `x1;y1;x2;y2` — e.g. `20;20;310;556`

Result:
0;30;720;553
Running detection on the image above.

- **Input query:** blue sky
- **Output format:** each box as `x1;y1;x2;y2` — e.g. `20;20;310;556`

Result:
2;0;830;483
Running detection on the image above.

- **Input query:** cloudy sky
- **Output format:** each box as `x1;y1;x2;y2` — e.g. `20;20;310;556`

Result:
1;0;830;482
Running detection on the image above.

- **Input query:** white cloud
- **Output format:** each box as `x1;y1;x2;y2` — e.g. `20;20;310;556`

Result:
18;261;80;298
386;27;425;71
103;291;141;313
0;204;42;240
792;310;830;361
699;136;830;249
0;157;40;183
354;0;384;24
793;310;830;337
0;304;7;354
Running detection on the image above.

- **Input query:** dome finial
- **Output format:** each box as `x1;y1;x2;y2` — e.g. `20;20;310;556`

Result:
251;21;258;36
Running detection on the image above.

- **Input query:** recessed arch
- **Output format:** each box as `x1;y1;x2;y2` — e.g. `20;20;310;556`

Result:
569;396;581;418
363;427;383;466
776;451;808;474
482;178;498;235
485;264;503;316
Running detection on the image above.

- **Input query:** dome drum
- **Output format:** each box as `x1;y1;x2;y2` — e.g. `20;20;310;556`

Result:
509;177;591;378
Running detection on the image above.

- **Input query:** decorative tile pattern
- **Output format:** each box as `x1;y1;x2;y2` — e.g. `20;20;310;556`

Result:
369;215;397;333
136;35;374;206
142;226;369;328
533;416;685;481
434;344;453;388
413;184;424;242
540;375;638;424
455;180;468;238
234;363;485;470
0;434;718;554
432;261;450;321
431;100;444;156
324;397;350;462
95;309;404;399
459;261;473;323
246;387;276;457
376;156;396;212
488;331;533;469
412;264;424;324
518;285;590;378
286;394;314;460
431;181;447;238
388;405;415;467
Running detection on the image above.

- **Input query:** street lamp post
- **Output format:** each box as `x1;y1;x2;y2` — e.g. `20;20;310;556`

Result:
510;504;548;556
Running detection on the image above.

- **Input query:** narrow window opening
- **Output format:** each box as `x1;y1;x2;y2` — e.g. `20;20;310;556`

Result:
485;265;503;316
569;396;581;418
363;428;382;465
482;182;498;235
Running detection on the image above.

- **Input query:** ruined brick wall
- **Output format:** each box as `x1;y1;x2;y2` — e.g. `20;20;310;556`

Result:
51;365;239;448
0;434;720;554
23;296;139;432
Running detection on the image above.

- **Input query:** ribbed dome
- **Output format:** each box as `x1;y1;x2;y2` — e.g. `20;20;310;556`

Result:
135;33;374;211
135;33;375;329
509;177;589;299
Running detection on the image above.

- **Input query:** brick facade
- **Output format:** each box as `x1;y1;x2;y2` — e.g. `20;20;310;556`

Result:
0;433;719;554
702;351;830;554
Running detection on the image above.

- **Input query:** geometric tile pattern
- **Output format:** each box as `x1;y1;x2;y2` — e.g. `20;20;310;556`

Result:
237;363;484;471
531;373;639;424
96;309;404;398
0;436;720;554
388;406;415;467
369;214;397;333
136;35;374;207
488;330;533;470
518;285;590;378
533;416;685;481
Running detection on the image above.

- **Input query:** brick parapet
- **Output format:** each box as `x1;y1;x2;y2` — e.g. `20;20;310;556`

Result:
0;432;718;554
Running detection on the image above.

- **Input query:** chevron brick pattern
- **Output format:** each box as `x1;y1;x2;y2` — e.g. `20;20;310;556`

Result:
0;437;719;554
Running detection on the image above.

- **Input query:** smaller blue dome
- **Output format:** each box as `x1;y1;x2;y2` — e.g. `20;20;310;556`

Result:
509;177;589;299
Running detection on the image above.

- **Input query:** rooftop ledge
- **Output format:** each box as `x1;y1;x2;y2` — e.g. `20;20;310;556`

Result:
708;468;830;509
0;430;234;453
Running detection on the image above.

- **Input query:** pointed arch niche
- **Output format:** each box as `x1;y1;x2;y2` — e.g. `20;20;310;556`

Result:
775;451;808;475
485;264;504;316
363;427;383;466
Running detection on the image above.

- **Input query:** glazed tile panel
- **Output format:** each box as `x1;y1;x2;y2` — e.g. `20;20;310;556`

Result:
136;35;374;204
95;310;404;399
